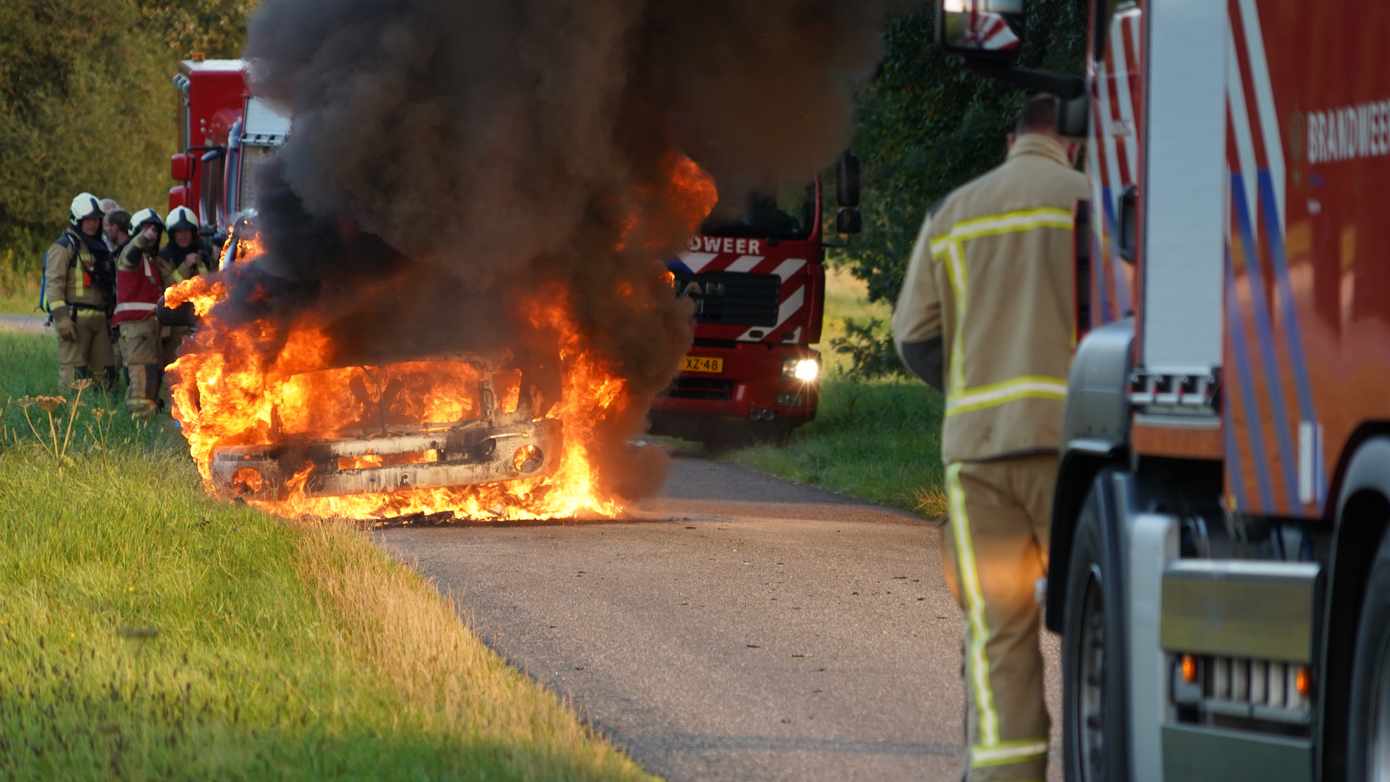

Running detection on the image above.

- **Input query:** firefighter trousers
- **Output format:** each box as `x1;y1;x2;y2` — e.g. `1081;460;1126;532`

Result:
118;318;161;417
56;311;113;390
941;454;1057;781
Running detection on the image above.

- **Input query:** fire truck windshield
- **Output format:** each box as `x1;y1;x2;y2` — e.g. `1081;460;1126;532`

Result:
237;144;276;212
699;182;815;241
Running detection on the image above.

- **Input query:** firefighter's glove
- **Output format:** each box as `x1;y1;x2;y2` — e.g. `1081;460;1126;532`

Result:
53;307;76;341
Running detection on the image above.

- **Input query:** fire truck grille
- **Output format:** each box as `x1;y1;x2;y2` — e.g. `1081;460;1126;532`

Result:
666;377;735;401
685;272;780;327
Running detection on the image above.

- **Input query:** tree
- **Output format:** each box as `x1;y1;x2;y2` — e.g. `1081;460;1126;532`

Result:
133;0;256;60
0;0;252;297
0;0;173;259
833;1;1088;377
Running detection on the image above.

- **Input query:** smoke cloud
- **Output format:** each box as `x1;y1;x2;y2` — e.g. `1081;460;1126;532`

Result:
236;0;896;500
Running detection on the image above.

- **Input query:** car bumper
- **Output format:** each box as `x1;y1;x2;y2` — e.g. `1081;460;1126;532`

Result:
210;418;563;500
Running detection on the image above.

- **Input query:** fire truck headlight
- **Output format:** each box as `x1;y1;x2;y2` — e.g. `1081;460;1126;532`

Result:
784;358;820;384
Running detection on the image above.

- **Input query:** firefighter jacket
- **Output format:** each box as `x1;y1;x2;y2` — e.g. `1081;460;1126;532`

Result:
158;240;212;287
113;234;165;325
44;230;113;313
893;133;1089;463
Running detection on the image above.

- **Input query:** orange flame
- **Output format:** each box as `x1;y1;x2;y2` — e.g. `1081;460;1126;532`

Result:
165;154;716;523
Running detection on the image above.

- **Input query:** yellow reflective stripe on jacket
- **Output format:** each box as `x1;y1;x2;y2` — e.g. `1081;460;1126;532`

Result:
970;739;1049;768
945;375;1068;418
929;207;1074;256
943;240;970;395
945;463;999;746
71;249;87;299
925;206;1074;411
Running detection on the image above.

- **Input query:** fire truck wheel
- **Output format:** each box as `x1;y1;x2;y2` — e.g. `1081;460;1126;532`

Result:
1061;471;1130;782
1345;528;1390;781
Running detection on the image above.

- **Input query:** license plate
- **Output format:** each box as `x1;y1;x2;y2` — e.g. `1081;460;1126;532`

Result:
682;356;723;374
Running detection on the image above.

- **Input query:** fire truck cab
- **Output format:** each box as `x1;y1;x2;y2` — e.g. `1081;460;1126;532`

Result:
939;2;1390;780
169;59;288;239
651;160;861;450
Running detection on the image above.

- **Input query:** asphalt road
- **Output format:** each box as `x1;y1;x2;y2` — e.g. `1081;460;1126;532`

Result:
377;454;1062;781
0;314;45;334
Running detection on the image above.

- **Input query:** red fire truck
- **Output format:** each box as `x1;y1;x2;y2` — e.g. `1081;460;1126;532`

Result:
652;166;861;450
939;1;1390;779
168;58;288;252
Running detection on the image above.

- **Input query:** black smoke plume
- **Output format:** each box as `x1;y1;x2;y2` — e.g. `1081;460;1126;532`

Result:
236;0;896;499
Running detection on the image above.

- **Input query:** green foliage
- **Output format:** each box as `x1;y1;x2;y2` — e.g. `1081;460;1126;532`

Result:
0;249;40;313
841;2;1089;368
829;316;901;379
0;0;173;255
0;0;253;304
134;0;256;60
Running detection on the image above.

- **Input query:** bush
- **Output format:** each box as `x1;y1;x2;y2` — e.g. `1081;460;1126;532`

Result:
843;3;1088;355
829;317;902;380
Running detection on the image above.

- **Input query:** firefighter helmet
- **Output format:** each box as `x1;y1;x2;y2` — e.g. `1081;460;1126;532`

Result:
68;192;103;226
130;208;164;235
165;206;198;235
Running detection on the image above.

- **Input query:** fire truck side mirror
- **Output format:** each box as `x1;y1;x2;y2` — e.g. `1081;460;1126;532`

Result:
837;152;861;208
936;0;1026;62
171;153;194;183
835;207;862;236
1118;185;1138;263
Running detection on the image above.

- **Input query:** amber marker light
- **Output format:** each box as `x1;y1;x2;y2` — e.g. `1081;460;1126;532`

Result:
1180;654;1198;684
1296;666;1312;697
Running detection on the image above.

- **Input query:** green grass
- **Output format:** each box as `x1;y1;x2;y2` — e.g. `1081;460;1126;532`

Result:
725;266;947;518
728;378;946;517
0;332;653;781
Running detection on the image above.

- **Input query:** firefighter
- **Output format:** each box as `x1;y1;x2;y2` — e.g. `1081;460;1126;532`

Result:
156;206;210;368
157;206;211;284
113;209;166;417
99;198;131;254
892;94;1087;782
44;193;116;390
99;198;132;387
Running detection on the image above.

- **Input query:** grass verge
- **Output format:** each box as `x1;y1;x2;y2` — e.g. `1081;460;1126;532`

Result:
0;331;652;781
726;377;947;518
723;266;947;519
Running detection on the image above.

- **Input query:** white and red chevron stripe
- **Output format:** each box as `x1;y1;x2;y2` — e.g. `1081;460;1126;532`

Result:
973;12;1021;52
1087;8;1141;327
675;250;811;343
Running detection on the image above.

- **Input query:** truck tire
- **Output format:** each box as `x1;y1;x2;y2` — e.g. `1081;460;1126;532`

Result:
1061;471;1130;782
1345;527;1390;781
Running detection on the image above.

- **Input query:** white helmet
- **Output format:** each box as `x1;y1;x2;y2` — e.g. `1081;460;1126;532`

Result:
130;208;164;234
69;192;103;226
165;206;198;234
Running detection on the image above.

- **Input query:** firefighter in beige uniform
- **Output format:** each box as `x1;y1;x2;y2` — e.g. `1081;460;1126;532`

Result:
156;206;210;371
114;209;166;417
892;96;1087;781
44;193;116;389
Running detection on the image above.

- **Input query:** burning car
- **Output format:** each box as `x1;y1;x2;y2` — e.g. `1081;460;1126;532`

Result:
207;355;562;503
